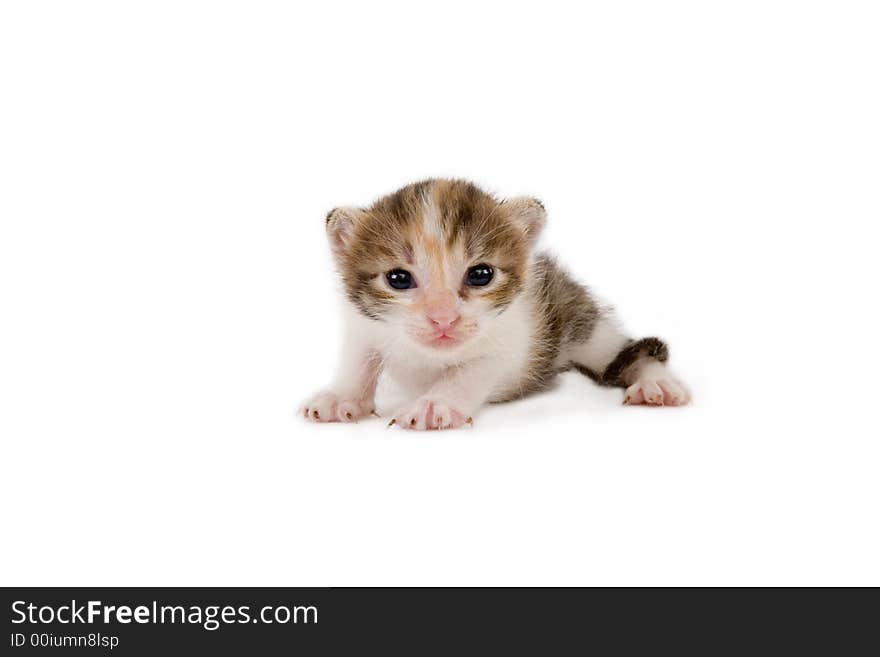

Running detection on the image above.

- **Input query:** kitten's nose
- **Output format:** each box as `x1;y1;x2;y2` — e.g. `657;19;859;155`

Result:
429;312;460;332
425;290;460;331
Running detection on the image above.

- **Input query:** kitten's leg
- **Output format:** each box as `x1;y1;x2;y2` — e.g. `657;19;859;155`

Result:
302;331;382;423
390;358;501;430
569;314;689;406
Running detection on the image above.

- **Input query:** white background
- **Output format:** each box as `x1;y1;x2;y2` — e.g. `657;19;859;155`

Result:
1;1;878;586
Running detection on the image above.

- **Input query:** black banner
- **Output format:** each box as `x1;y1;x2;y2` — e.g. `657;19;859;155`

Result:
1;588;875;654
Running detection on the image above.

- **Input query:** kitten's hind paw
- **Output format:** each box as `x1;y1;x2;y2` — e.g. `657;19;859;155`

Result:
624;376;690;407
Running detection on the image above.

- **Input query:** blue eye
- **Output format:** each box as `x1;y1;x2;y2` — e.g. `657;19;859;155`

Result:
466;264;494;286
386;269;415;290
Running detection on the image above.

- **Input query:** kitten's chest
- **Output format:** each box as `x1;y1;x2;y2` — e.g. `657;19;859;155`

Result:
380;349;456;392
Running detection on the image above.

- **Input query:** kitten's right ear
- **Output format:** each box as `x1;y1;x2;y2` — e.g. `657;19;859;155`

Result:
325;206;361;257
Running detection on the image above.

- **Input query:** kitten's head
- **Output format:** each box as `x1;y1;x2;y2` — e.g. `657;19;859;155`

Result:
325;179;545;354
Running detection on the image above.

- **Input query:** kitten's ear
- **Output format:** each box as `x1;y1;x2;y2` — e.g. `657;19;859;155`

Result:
325;206;361;257
504;196;546;244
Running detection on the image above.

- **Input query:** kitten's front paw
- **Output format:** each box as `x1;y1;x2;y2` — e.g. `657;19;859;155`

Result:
391;397;473;431
624;375;690;407
301;391;374;423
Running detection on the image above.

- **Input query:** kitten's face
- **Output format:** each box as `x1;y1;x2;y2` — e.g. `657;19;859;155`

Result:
327;180;545;355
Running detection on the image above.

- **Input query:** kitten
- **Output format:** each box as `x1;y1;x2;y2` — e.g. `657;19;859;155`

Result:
302;179;689;430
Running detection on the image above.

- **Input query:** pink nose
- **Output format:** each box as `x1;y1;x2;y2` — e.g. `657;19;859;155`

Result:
428;312;460;332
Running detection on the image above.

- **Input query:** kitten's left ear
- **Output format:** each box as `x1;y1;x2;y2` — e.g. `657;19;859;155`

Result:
504;196;546;244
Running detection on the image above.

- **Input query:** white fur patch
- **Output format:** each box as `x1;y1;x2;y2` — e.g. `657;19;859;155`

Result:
564;314;630;373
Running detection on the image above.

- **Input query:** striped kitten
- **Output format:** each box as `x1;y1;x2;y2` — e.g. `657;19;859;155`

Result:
302;179;689;430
